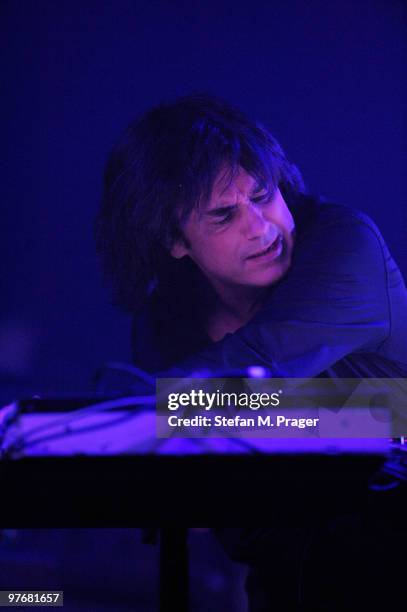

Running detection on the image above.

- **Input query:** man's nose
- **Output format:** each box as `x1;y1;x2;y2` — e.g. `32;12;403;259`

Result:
242;202;271;240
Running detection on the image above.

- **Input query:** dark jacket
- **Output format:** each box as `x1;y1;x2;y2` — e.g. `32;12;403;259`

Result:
132;196;407;378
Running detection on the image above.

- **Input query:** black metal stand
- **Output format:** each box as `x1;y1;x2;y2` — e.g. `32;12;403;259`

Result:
159;528;188;612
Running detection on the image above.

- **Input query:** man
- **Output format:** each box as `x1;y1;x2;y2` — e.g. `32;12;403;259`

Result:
96;94;407;609
96;93;407;379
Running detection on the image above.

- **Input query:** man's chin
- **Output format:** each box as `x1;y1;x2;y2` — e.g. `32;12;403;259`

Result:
249;261;291;288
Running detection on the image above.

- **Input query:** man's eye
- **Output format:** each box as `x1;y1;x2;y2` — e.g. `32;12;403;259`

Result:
215;212;234;225
251;194;269;204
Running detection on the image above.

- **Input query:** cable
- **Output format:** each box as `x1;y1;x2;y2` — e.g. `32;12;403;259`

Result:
13;411;140;455
0;401;20;446
93;361;155;391
368;442;407;492
1;395;155;457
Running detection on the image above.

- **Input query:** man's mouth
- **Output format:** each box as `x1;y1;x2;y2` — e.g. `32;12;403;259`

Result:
246;235;283;260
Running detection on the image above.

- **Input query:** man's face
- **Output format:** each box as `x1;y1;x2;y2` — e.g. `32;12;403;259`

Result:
171;166;295;299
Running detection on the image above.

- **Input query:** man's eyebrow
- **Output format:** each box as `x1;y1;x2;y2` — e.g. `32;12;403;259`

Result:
205;204;237;217
203;182;274;217
205;185;272;216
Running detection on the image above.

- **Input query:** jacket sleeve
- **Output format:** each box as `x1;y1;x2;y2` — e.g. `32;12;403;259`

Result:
162;206;391;378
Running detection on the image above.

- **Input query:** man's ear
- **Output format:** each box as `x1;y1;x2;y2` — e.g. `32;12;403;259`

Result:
170;240;189;259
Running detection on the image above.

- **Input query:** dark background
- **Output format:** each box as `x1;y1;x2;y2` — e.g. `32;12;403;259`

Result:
2;0;406;395
1;2;406;609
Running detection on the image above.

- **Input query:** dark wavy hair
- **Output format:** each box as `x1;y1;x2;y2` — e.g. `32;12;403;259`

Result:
95;93;305;314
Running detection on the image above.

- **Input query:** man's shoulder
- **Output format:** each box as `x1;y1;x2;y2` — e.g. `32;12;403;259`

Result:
302;194;373;225
297;196;384;249
286;196;391;283
310;198;380;234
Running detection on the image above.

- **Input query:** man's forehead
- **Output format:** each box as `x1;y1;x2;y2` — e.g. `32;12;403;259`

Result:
212;166;257;196
185;165;268;222
200;166;260;211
